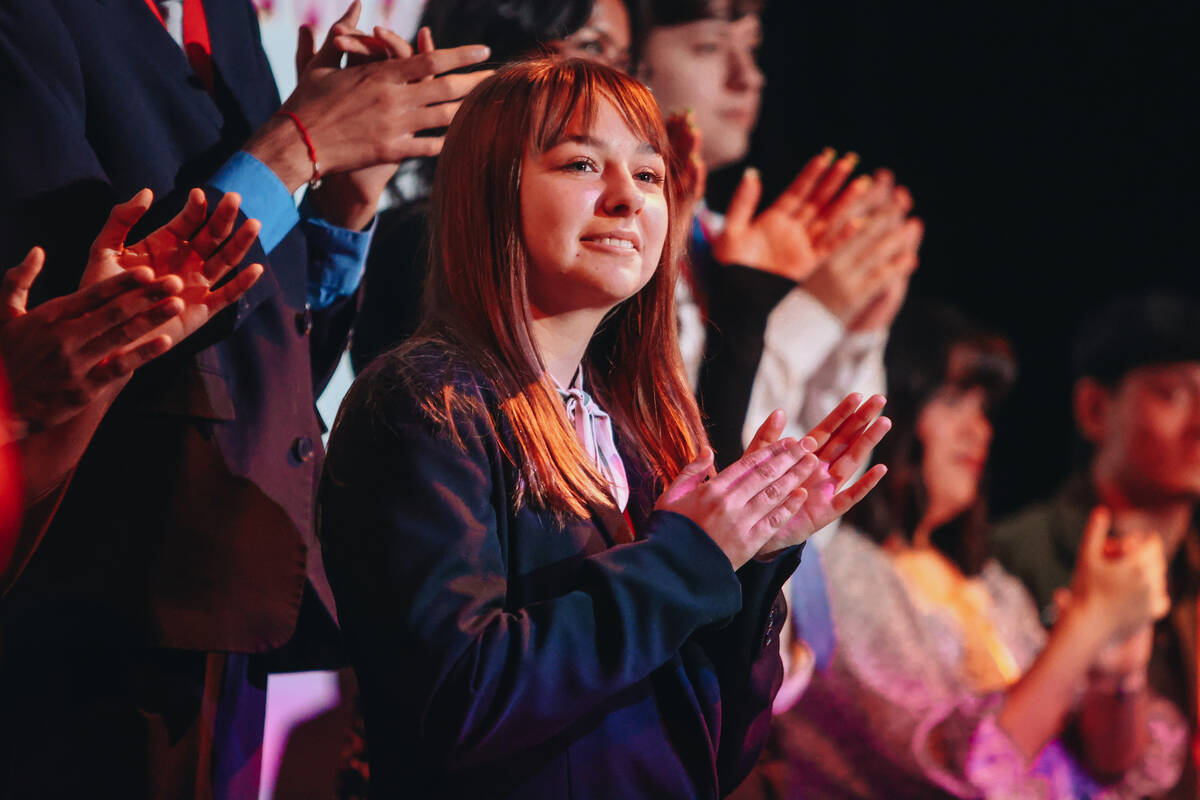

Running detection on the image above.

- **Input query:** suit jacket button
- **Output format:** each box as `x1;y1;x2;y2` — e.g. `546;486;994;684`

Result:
292;435;314;463
295;303;313;336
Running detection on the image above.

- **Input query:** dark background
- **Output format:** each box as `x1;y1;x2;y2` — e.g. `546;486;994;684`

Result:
707;1;1199;515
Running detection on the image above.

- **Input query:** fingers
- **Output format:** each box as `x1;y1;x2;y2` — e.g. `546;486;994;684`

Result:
38;267;158;322
1079;506;1114;565
745;452;820;526
86;334;174;386
795;152;858;226
384;44;491;84
89;188;154;256
803;393;863;452
744;409;787;455
296;24;316;75
203;218;261;284
827;415;892;487
723;167;762;238
155;187;209;245
829;464;888;516
776;149;834;216
720;438;806;506
206;263;264;313
817;394;887;463
1;246;45;318
374;26;414;60
657;447;716;507
188;192;242;262
76;294;184;362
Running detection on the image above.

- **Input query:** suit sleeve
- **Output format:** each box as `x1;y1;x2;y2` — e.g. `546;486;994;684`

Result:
319;368;745;769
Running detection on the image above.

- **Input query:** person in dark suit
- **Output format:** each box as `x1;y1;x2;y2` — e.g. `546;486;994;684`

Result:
0;2;489;796
319;57;892;799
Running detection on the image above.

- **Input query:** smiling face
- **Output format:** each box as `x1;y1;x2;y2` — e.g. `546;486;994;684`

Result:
550;0;633;72
916;382;993;530
638;14;764;170
519;97;669;320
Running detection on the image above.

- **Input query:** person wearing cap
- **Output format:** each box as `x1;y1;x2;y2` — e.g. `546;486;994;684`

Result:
994;290;1200;800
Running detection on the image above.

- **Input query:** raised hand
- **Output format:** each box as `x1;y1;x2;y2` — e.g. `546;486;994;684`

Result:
804;185;923;326
80;188;265;351
246;1;491;227
711;150;866;281
0;247;183;430
656;439;819;570
1070;507;1170;643
755;394;891;555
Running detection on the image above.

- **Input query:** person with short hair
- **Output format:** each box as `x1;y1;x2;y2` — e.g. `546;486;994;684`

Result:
994;290;1200;799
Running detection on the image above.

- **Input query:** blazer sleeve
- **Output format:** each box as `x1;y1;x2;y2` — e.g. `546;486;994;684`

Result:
319;366;746;769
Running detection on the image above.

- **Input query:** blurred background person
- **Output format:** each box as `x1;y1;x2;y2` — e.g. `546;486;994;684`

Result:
752;303;1186;798
995;291;1200;800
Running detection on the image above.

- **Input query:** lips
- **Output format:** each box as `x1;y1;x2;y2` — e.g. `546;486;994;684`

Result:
581;230;641;252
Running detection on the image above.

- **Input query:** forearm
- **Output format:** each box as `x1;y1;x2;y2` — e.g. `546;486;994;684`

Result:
996;602;1109;760
1077;671;1149;778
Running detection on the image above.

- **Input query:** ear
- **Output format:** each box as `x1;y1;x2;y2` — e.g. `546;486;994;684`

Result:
1073;377;1112;444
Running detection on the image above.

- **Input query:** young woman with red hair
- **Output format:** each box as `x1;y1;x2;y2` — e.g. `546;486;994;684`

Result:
318;58;889;799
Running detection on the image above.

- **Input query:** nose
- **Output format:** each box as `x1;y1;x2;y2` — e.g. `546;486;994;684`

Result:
600;168;645;217
727;46;765;94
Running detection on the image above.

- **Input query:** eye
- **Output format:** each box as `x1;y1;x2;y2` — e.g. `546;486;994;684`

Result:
577;38;605;55
635;168;664;185
691;40;722;56
562;157;598;173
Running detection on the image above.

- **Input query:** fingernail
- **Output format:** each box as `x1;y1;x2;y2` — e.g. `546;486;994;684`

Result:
820;147;835;161
744;166;759;180
843;152;860;169
853;175;872;190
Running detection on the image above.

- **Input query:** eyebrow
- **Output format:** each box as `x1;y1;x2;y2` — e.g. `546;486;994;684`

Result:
555;134;660;156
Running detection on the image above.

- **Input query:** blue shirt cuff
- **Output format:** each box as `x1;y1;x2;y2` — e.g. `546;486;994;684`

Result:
210;151;300;254
299;194;376;309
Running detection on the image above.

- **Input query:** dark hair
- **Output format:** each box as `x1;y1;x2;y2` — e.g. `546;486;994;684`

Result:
638;0;764;26
1072;290;1200;387
848;302;1016;576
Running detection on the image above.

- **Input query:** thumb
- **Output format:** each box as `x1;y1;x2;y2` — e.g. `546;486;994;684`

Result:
745;409;786;455
295;24;316;75
1080;505;1113;567
1051;586;1073;623
657;447;715;508
723;166;762;236
1;246;45;319
90;189;153;256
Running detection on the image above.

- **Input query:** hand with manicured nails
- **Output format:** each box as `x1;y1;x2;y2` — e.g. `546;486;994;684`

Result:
1070;507;1170;644
710;149;869;282
0;249;181;430
81;188;265;351
245;1;491;227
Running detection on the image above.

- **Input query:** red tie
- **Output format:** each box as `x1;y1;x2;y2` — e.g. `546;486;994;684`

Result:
143;0;214;94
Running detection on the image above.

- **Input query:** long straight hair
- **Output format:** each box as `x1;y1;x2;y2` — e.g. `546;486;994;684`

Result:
411;57;705;520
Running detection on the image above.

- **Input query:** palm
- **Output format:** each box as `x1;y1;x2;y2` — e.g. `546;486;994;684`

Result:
80;188;263;348
714;207;818;281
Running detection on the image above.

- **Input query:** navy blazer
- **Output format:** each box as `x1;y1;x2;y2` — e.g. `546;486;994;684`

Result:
0;0;346;654
319;341;800;799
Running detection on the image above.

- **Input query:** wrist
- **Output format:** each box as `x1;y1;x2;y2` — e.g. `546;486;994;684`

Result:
244;116;311;194
1089;666;1148;696
1056;598;1114;658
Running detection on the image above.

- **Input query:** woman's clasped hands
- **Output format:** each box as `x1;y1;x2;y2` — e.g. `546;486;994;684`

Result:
658;393;891;569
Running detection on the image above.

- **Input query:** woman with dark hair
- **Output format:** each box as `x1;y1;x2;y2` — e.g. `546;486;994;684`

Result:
319;58;890;799
350;0;637;373
763;303;1186;798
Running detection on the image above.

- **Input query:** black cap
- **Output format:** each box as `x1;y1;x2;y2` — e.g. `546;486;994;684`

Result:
1072;291;1200;384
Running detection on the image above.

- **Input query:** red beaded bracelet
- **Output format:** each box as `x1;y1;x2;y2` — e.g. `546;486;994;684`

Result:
279;111;322;190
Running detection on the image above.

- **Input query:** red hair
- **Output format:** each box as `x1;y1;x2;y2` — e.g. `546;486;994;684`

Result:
410;57;705;519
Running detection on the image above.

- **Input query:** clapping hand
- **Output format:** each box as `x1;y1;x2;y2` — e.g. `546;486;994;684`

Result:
711;149;868;281
80;188;265;350
0;248;182;431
